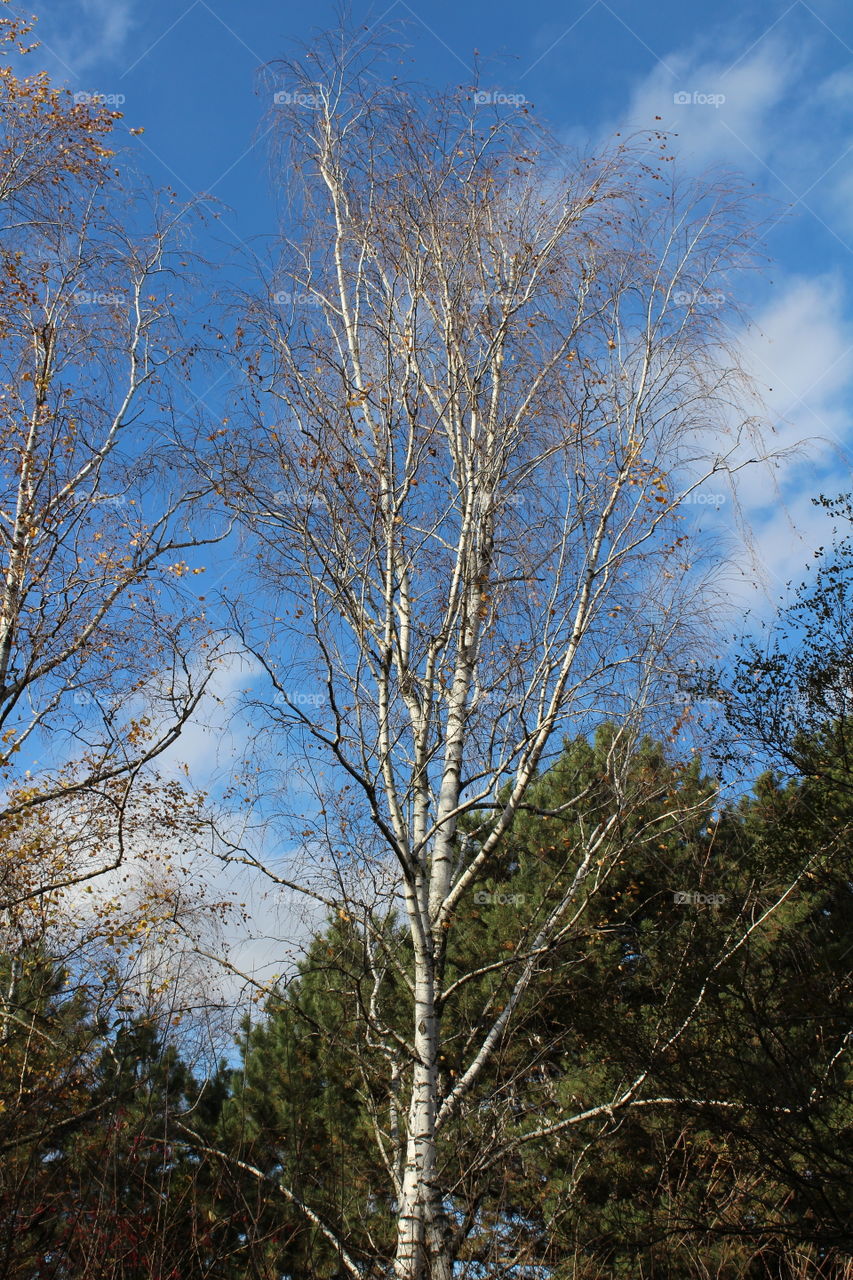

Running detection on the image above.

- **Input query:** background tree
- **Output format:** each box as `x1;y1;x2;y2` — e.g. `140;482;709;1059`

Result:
0;775;239;1280
0;3;224;914
0;958;243;1280
710;491;853;788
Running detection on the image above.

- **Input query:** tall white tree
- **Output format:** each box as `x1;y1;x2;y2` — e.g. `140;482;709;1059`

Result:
216;30;769;1278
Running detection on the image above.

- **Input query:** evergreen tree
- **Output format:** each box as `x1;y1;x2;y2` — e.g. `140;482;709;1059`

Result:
221;724;852;1277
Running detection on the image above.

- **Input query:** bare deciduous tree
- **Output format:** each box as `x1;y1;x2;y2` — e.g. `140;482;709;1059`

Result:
0;15;225;911
213;30;773;1279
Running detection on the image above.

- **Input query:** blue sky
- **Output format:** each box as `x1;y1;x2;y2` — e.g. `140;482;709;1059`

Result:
28;0;853;602
26;0;853;995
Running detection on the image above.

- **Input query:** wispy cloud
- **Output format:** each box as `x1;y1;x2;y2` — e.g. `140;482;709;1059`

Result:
614;24;853;610
27;0;137;80
623;35;798;169
733;272;853;592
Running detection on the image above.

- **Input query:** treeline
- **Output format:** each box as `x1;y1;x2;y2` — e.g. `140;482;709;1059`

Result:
2;715;851;1279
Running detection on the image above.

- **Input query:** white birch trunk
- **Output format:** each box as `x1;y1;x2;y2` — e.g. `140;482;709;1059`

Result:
227;33;770;1277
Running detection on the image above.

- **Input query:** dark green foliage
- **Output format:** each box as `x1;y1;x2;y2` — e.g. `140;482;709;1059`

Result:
4;712;850;1279
218;920;399;1277
0;951;239;1279
220;724;852;1276
5;510;853;1277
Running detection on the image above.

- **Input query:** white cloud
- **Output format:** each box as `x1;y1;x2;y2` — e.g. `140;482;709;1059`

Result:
155;643;260;789
623;37;797;170
615;24;853;243
27;0;137;79
701;272;853;607
739;273;853;458
612;28;853;613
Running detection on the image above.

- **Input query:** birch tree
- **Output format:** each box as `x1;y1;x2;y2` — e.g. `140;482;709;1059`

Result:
215;29;770;1279
0;12;223;912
